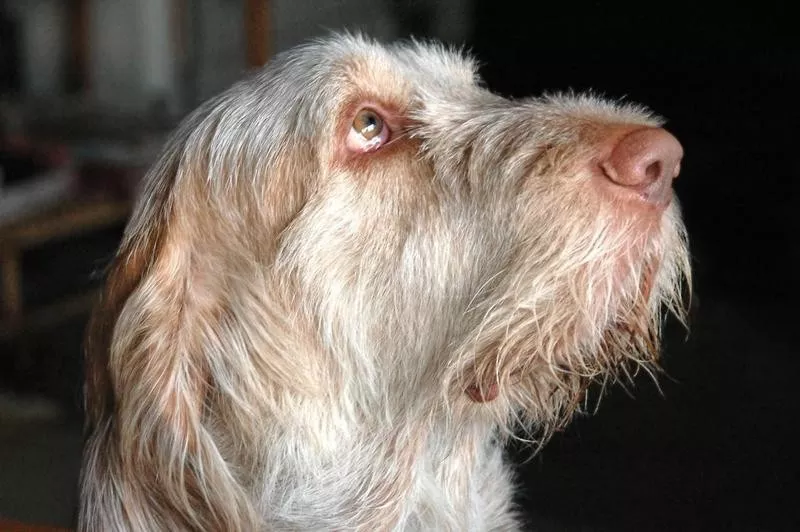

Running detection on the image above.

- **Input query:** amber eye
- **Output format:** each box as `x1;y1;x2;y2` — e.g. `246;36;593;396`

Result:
352;108;384;140
346;107;391;153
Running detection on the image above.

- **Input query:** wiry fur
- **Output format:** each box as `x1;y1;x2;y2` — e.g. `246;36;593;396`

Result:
79;34;690;531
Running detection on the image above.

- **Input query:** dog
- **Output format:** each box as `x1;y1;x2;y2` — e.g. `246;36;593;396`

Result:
78;34;690;531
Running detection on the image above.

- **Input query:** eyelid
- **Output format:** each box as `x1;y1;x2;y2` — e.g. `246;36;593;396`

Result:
349;101;404;131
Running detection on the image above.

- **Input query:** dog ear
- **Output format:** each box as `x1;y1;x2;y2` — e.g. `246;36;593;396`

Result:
80;106;286;530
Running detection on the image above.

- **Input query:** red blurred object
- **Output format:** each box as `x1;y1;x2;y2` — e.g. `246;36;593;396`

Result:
0;519;70;532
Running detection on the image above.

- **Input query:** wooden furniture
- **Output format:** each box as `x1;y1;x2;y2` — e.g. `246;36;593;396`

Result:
0;199;130;339
2;0;273;339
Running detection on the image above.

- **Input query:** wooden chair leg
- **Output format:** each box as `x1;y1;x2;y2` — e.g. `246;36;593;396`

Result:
1;247;23;328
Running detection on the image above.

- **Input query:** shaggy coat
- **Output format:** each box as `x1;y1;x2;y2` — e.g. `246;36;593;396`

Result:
79;34;689;531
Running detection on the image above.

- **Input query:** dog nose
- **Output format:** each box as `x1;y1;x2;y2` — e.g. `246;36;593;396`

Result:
599;128;683;205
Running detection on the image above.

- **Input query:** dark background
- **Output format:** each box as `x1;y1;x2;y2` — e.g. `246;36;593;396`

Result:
463;1;798;530
1;0;797;530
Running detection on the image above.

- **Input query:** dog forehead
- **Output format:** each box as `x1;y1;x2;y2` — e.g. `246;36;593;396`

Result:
388;40;480;90
322;35;481;106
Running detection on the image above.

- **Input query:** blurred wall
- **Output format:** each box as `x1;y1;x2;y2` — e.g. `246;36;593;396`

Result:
91;0;178;113
6;0;68;99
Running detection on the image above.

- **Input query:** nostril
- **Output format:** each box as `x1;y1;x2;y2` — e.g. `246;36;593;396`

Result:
644;160;662;182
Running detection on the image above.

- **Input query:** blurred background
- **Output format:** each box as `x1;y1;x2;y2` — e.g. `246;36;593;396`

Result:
0;0;796;530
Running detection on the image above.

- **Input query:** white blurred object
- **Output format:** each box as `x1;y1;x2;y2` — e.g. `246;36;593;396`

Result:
0;166;73;225
0;391;65;422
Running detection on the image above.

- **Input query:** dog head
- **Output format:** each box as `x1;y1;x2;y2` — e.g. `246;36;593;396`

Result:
82;33;689;529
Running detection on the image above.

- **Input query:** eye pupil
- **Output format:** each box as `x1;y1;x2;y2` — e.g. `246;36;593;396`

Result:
353;109;384;140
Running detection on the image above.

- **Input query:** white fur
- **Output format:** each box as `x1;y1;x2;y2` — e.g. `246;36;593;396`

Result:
79;34;689;531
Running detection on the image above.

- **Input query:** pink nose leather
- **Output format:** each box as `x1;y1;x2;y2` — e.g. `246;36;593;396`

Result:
600;128;683;205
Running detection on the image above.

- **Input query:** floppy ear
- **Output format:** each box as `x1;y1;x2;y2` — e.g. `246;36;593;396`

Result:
79;100;311;530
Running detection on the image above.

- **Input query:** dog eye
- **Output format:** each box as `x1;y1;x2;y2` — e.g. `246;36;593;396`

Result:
346;107;390;153
353;109;383;140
